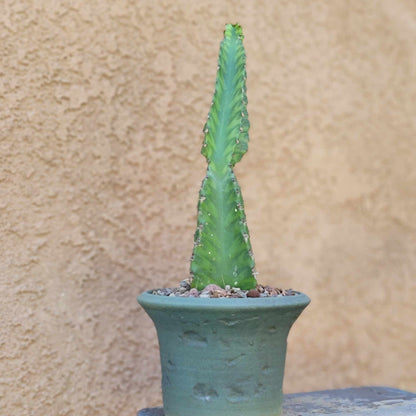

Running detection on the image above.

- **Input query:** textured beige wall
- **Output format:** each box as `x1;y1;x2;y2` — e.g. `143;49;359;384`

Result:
1;0;416;415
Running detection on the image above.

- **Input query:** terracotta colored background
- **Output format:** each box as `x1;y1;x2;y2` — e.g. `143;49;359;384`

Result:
1;1;415;415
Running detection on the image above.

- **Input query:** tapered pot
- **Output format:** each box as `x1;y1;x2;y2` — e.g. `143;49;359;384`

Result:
138;290;310;416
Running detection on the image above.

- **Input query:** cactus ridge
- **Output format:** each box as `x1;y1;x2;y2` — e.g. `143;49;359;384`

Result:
190;24;257;290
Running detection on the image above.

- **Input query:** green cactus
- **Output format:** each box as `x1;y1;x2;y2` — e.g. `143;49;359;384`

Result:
190;24;257;290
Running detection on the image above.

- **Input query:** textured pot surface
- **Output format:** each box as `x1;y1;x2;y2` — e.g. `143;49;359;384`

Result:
138;291;310;416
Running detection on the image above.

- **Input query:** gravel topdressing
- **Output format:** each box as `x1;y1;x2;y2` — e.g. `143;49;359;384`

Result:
152;280;296;298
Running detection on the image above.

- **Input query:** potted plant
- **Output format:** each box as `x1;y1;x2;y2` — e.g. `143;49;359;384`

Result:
138;23;310;416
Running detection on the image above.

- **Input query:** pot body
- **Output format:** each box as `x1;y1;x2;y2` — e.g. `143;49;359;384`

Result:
138;291;310;416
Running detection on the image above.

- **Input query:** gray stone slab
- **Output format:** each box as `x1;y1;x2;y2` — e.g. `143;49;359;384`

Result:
284;386;416;415
138;386;416;416
138;408;163;416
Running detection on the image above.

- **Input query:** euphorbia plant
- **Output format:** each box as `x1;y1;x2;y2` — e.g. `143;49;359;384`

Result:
138;24;310;416
190;23;257;291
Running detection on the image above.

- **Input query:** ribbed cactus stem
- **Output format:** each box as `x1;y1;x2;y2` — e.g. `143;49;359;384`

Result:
190;24;257;290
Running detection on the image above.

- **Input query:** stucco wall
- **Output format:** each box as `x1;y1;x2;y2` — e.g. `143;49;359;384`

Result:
1;1;415;415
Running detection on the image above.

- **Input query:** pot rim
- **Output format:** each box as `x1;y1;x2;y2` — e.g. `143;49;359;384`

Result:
137;289;310;311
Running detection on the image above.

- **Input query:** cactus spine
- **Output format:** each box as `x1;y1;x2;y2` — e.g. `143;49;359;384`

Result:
190;24;257;290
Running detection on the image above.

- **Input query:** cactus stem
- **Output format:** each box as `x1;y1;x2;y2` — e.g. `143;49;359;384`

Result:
190;24;257;290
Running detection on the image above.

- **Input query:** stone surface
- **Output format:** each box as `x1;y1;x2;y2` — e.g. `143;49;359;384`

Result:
1;1;416;416
138;387;416;416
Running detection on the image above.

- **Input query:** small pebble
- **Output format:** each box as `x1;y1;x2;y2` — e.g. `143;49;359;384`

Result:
247;289;260;298
204;284;223;293
212;288;227;298
180;279;191;290
189;288;199;297
199;293;211;298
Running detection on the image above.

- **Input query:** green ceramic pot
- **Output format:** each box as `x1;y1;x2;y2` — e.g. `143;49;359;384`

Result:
138;290;310;416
